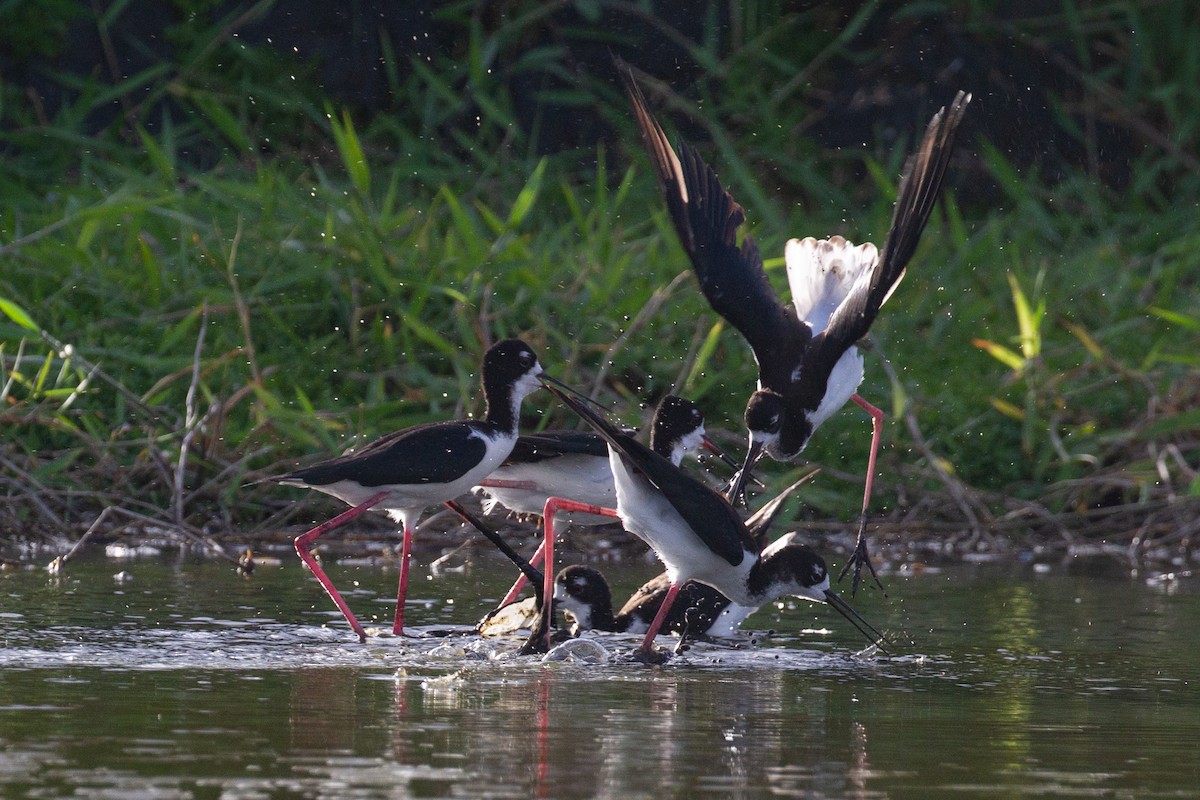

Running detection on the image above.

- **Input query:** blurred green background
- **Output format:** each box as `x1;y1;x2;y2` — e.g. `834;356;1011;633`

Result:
2;1;1197;558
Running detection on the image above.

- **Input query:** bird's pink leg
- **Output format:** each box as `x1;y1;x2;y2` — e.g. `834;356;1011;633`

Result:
851;394;883;518
540;497;618;650
636;581;682;658
393;522;413;636
844;394;886;595
294;491;388;643
499;536;545;605
479;477;545;604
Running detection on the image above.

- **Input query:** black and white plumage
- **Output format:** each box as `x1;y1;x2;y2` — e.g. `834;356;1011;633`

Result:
479;472;804;641
478;394;727;618
619;63;970;593
273;338;546;641
553;531;816;641
478;429;617;525
545;384;885;661
477;394;716;523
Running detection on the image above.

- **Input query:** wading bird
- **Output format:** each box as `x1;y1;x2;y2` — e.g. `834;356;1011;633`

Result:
545;383;886;662
618;63;970;594
273;338;550;641
477;394;736;608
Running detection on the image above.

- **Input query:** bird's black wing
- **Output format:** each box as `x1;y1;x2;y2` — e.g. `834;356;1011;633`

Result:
505;430;610;464
281;422;489;488
618;572;732;637
617;570;672;623
805;91;971;379
743;472;818;551
619;63;809;392
546;386;753;566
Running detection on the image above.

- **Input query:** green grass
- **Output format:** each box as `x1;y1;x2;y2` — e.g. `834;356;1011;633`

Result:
3;1;1199;548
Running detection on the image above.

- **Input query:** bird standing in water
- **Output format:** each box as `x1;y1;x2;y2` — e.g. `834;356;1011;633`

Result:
477;394;734;607
272;338;548;641
545;383;887;662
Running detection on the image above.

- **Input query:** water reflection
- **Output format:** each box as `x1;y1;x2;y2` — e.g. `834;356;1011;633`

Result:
0;557;1197;798
358;659;904;799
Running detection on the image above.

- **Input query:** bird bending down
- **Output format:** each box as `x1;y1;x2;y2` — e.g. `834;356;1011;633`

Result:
545;384;886;662
479;470;808;644
271;338;546;641
477;394;729;609
554;529;883;652
555;472;813;644
618;63;970;594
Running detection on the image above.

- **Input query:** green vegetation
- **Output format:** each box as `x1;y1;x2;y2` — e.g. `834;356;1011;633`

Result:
2;2;1198;561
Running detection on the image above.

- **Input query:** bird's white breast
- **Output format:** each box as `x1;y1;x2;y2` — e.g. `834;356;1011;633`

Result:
608;450;755;603
805;347;865;433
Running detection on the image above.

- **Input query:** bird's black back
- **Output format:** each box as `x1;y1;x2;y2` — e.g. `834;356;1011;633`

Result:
281;421;489;488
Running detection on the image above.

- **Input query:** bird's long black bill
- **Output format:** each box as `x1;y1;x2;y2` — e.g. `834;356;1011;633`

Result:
726;440;765;505
700;436;739;472
444;500;545;605
699;437;764;489
824;588;890;654
538;374;609;413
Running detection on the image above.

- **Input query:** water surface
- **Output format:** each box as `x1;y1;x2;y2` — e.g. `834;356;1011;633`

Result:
1;548;1196;798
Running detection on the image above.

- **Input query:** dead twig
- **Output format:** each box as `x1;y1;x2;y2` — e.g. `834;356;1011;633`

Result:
45;503;240;572
46;506;124;574
0;452;68;542
174;304;209;528
877;350;994;534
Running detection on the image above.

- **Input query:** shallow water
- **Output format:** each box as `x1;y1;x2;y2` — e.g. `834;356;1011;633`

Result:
1;548;1197;799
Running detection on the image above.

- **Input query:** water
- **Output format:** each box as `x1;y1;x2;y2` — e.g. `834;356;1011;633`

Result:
1;548;1197;798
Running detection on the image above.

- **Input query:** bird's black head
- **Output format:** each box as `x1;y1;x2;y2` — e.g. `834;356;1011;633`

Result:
556;565;611;605
482;338;541;387
754;539;889;649
744;390;785;436
753;539;830;604
554;565;613;632
650;395;704;456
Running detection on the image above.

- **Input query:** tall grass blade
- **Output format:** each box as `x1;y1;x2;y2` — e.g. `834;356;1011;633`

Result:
328;106;372;197
0;297;38;331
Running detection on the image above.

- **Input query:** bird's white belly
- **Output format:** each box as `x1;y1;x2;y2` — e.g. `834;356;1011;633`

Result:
478;454;616;524
806;348;865;433
609;454;754;601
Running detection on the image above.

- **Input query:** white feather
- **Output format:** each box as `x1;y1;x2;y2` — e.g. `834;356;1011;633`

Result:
478;453;617;524
785;235;879;333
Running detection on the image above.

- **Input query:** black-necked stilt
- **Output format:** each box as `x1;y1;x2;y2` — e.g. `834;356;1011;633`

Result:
272;338;546;641
545;383;886;662
477;394;731;607
554;530;883;651
478;394;728;522
480;394;738;652
619;63;969;594
478;468;802;642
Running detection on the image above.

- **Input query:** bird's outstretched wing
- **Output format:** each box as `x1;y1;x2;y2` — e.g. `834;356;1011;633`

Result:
806;91;971;378
618;62;810;393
